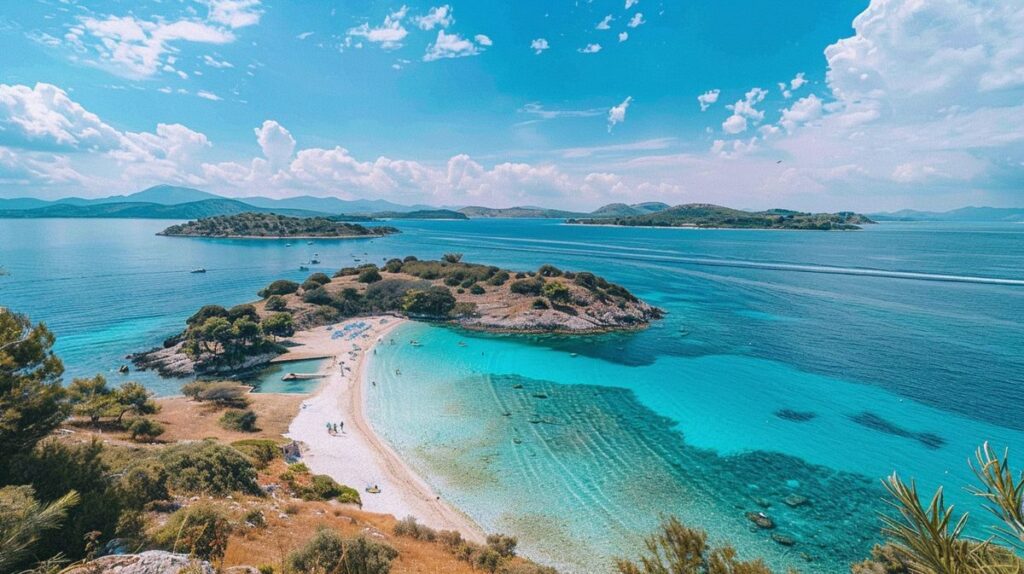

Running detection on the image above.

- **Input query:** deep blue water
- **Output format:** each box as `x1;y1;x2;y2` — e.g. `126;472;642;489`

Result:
2;218;1023;571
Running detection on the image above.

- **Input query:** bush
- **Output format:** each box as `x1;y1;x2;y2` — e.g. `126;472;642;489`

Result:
337;485;362;506
195;382;250;408
383;258;404;273
531;299;549;310
537;264;562;277
470;284;486;295
487;271;510;286
573;272;599;290
302;279;324;292
403;255;418;262
244;509;266;528
333;267;359;278
228;304;259;323
153;503;233;561
186;304;228;326
287;529;397;574
487;534;517;558
306;272;331;285
510;278;544;296
394;516;437;541
302;285;334;305
265;295;287;311
231;439;280;468
118;459;169;507
402;287;456;317
300;474;344;501
259;279;300;298
127;417;165;442
261;312;295;339
219;408;258;432
159;440;260;495
442;253;463;263
542;281;571;303
358;268;383;283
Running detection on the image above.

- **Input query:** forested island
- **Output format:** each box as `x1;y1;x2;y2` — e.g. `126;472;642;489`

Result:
159;212;399;238
566;203;876;230
133;254;662;377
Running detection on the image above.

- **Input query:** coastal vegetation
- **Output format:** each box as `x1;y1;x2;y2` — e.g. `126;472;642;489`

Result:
158;212;399;238
567;203;875;230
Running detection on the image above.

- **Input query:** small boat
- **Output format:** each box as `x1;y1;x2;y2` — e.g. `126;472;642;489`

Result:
310;259;320;265
190;268;206;273
409;340;421;347
299;265;309;271
457;341;467;347
365;485;381;494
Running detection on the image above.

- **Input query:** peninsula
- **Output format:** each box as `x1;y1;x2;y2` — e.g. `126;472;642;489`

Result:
158;212;399;238
132;255;661;378
567;203;876;230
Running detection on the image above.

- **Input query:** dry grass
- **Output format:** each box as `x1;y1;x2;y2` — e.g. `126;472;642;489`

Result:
154;391;303;442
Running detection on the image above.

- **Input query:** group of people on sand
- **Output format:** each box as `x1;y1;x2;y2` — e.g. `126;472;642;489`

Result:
326;421;345;435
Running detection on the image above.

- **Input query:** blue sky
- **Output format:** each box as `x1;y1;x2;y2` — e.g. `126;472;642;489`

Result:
0;0;1021;210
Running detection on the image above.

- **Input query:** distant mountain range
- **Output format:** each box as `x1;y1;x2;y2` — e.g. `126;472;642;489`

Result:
870;206;1024;222
0;184;1020;223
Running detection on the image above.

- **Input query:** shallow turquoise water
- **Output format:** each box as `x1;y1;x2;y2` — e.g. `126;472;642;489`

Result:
246;358;327;394
1;218;1023;571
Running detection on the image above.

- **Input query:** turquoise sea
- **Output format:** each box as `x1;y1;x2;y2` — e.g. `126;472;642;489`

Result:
1;218;1023;572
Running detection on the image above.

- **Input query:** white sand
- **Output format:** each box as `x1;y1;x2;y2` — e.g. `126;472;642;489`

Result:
284;316;484;541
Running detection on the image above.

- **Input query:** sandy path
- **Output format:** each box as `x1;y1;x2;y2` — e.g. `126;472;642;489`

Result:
284;316;484;541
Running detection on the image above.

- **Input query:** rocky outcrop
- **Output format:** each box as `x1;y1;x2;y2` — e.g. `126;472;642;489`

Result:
131;342;278;379
458;299;661;334
63;551;214;574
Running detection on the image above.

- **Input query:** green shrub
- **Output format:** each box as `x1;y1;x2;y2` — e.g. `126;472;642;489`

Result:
261;313;295;339
300;474;344;501
542;281;571;303
159;440;260;495
302;286;334;305
442;253;463;263
118;459;169;507
394;516;436;541
289;462;310;474
219;408;258;432
486;534;518;558
287;529;397;574
127;417;165;442
302;279;324;292
510;278;544;296
231;439;280;468
470;284;486;295
259;279;300;298
196;382;250;408
228;304;260;323
306;272;331;285
537;264;562;277
244;509;266;528
402;287;456;317
532;299;549;310
153;503;233;561
336;484;362;506
333;267;359;277
383;258;404;273
487;271;510;286
358;268;383;283
265;295;287;311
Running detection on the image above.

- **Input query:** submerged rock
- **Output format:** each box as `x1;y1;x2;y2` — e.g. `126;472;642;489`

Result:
745;511;775;529
772;533;797;546
784;494;809;507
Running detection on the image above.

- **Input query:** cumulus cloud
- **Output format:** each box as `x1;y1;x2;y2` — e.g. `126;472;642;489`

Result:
697;89;720;111
578;43;602;54
721;87;767;133
423;30;489;61
778;72;806;98
625;0;640;8
254;120;296;169
0;83;123;150
619;32;629;42
415;5;453;30
200;0;263;29
607;96;633;132
778;94;822;133
530;38;549;55
596;15;613;30
627;13;645;28
347;6;409;50
196;90;222;101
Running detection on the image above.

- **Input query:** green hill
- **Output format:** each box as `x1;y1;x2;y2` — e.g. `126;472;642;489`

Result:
158;212;399;238
568;203;875;230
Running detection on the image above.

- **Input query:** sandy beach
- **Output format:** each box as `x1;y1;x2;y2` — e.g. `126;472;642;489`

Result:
284;316;485;541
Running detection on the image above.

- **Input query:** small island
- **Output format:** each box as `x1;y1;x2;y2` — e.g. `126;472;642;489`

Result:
566;203;875;230
133;255;661;377
159;212;400;238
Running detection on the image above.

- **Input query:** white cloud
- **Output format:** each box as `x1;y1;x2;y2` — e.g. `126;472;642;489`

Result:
627;13;645;28
697;89;720;111
347;6;409;50
596;15;613;30
778;94;822;133
415;5;453;30
296;31;314;40
530;38;549;55
618;32;629;42
519;103;605;120
0;83;122;150
73;15;235;77
254;120;296;169
578;43;602;54
200;0;263;29
423;30;488;61
202;54;233;68
790;72;807;91
721;87;767;133
607;96;633;132
196;90;222;101
625;0;639;8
